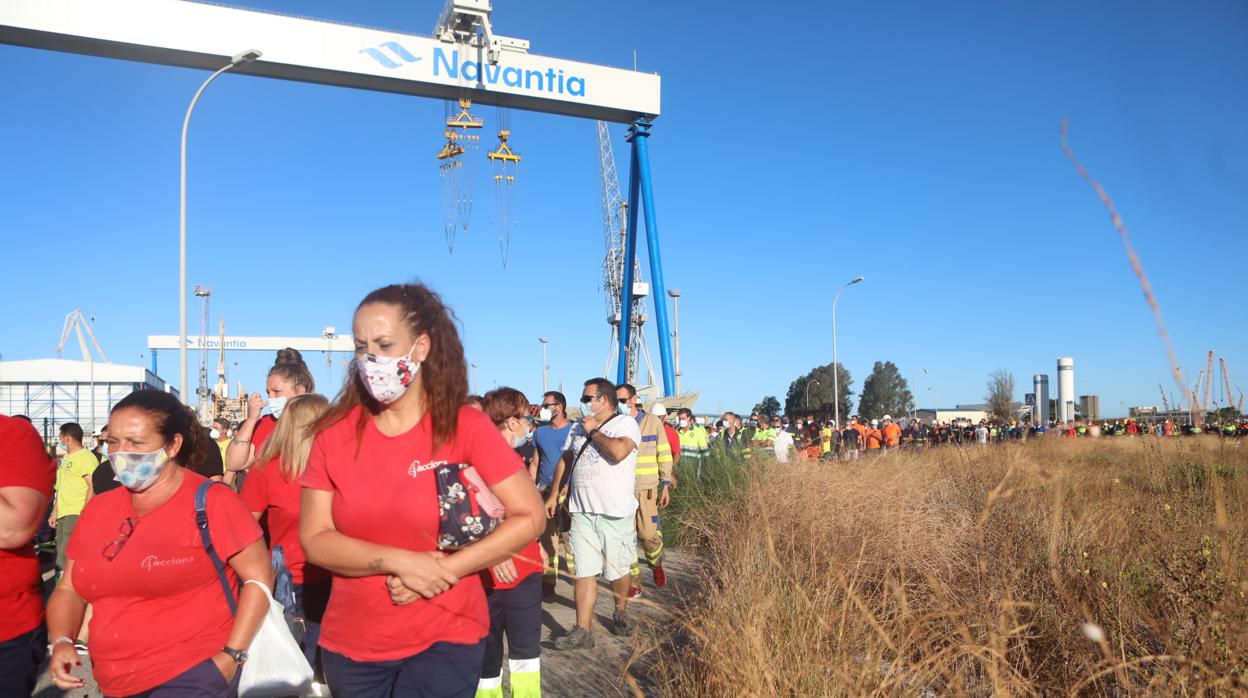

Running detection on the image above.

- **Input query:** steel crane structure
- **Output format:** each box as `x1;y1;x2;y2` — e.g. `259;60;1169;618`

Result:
56;309;109;364
598;120;655;386
0;0;679;396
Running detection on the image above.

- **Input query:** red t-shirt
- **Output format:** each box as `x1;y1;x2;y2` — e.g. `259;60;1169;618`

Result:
240;459;326;585
485;539;543;591
0;415;55;642
302;405;523;662
68;470;262;696
662;423;680;464
251;415;277;451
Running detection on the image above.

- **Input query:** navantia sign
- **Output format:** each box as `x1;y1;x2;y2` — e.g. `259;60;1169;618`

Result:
0;0;660;123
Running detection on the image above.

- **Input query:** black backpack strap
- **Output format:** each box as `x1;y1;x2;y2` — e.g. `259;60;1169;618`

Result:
195;480;238;615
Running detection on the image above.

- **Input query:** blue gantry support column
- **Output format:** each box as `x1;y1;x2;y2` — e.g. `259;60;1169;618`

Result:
629;119;677;396
151;349;158;376
616;133;642;387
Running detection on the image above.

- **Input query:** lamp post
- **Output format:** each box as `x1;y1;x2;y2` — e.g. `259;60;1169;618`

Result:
470;362;479;395
805;378;820;410
668;289;682;394
179;49;262;404
538;337;548;393
832;275;864;428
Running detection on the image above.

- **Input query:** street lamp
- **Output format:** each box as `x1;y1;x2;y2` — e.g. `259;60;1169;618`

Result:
832;275;864;428
668;289;682;394
179;48;262;404
538;337;548;393
805;378;820;410
470;362;479;395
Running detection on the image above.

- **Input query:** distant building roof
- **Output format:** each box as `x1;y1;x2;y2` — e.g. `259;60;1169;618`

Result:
0;358;170;390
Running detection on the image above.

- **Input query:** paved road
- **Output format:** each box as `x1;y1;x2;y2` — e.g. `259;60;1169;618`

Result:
32;551;693;697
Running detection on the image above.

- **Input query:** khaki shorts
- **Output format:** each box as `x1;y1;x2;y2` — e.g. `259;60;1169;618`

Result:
55;515;78;571
568;512;634;581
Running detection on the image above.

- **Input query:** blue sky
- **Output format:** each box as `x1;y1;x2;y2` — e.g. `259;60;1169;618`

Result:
1;0;1245;417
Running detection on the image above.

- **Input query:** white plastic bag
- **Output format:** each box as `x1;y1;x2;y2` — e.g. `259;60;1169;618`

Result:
238;579;314;698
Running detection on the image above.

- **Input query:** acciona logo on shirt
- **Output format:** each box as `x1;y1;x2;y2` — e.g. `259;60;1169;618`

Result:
408;460;447;478
141;554;195;572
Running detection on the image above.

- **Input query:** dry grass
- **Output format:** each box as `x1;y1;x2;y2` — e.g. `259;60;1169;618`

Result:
648;438;1248;696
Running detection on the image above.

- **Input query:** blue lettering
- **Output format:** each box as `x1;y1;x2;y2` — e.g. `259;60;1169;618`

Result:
524;69;544;90
568;77;585;96
433;47;458;78
462;59;479;81
484;63;501;84
503;67;522;87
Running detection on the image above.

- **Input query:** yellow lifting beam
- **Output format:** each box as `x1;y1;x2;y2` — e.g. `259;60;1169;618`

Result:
487;129;521;163
446;97;484;129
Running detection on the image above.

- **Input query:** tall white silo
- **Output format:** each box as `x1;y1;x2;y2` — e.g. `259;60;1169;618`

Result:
1033;374;1051;425
1057;357;1075;423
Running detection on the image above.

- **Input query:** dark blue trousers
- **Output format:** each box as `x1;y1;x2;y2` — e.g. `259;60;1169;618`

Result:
322;639;486;698
0;625;45;697
114;657;240;698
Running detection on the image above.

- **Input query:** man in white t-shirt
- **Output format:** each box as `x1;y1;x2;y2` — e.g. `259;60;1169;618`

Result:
773;425;795;462
546;377;640;650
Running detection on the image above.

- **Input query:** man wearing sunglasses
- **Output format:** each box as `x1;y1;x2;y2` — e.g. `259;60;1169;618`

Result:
547;379;641;650
534;391;573;596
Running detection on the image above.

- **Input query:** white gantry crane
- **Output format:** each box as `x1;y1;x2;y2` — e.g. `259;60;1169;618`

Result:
56;309;109;364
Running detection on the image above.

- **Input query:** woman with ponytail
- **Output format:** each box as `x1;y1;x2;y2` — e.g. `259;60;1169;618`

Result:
300;283;545;698
47;390;271;696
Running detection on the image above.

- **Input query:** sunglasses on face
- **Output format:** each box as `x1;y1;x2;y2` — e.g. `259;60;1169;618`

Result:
541;403;559;408
580;395;598;403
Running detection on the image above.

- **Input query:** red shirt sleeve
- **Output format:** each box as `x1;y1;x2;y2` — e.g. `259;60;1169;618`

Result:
206;483;264;560
302;433;332;492
239;462;270;513
459;407;522;486
0;416;55;496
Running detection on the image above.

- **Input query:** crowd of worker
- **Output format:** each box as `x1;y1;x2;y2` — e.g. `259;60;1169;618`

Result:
0;282;705;698
697;411;1248;462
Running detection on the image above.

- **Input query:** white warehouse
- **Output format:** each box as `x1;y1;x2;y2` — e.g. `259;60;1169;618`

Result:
0;358;176;443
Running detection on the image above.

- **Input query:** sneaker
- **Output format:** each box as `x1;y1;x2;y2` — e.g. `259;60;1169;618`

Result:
653;565;667;588
611;609;634;636
628;585;642;599
553;626;595;650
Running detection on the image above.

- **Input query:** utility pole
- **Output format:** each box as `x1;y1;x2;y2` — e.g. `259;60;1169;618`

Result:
539;337;549;393
832;276;864;428
668;289;682;394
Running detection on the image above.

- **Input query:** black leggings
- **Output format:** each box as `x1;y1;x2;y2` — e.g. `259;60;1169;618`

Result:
481;573;542;679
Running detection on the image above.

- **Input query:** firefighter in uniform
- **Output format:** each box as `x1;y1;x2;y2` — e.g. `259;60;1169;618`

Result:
616;384;672;595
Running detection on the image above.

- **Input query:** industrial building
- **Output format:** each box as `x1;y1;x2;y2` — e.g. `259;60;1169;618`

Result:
1032;374;1051;425
0;358;175;444
1079;395;1101;421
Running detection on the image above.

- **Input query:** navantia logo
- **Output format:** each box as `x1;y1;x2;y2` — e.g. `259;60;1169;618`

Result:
359;43;587;97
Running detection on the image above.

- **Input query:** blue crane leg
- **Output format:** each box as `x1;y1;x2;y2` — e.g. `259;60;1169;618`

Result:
631;120;677;397
616;135;642;386
151;349;158;376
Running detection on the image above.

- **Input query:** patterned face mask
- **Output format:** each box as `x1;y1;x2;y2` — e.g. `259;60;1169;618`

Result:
357;342;420;404
111;448;170;492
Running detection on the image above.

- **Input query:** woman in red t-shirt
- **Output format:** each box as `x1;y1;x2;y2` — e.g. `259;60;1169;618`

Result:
0;414;56;697
301;283;546;698
240;392;330;673
479;388;545;698
46;390;272;697
226;348;316;488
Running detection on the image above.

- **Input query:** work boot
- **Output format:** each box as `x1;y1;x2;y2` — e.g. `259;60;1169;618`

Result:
553;626;595;650
653;564;667;588
611;609;634;636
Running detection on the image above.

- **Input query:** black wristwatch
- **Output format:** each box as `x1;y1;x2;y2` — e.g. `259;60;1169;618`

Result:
221;646;249;665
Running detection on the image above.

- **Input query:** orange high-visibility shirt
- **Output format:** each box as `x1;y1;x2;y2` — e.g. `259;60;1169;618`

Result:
882;423;901;447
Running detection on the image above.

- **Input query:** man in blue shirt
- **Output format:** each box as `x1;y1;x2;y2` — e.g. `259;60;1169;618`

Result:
534;391;574;596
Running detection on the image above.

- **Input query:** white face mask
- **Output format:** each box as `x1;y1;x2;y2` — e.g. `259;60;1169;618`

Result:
267;396;289;420
357;343;420;404
209;428;221;440
679;419;689;429
539;407;552;422
111;448;170;492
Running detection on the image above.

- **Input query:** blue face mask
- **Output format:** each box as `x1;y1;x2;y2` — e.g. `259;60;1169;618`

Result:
618;402;629;415
267;396;289;420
